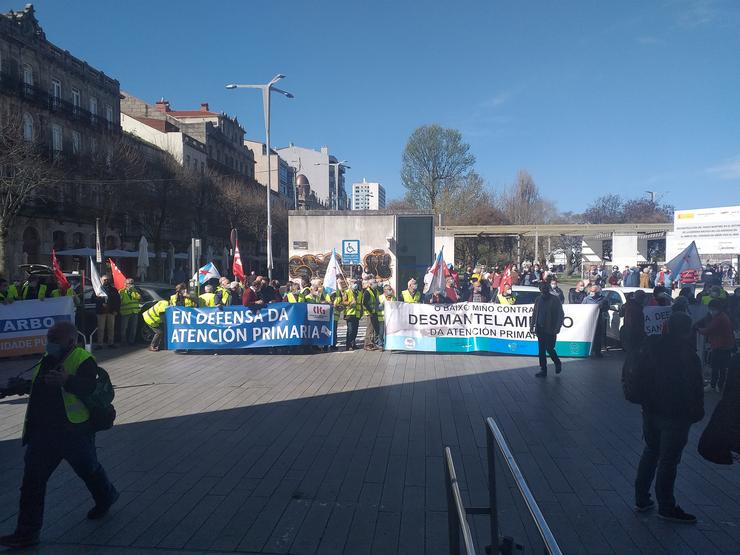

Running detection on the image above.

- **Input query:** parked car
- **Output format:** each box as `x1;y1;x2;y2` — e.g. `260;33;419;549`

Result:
602;287;653;344
508;285;541;304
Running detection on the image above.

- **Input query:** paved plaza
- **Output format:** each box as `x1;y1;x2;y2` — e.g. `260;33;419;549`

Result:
1;344;739;555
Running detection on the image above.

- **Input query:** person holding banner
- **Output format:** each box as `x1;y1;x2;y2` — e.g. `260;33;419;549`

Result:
286;281;304;303
142;299;169;352
376;284;396;349
401;279;421;303
325;287;343;351
532;281;565;378
0;278;17;303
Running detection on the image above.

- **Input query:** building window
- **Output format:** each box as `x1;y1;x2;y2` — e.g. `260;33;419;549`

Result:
71;88;81;114
51;79;61;109
105;105;113;129
51;124;63;153
90;136;97;155
89;96;98;122
72;131;81;154
185;154;190;168
200;161;205;175
22;64;33;95
22;113;33;141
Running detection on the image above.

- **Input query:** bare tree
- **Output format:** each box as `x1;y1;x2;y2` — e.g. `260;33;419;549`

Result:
582;194;624;224
0;113;56;276
401;124;475;213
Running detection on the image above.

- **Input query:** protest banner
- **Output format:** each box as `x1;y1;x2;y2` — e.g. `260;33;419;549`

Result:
0;297;76;357
644;304;708;336
166;302;333;350
383;301;599;357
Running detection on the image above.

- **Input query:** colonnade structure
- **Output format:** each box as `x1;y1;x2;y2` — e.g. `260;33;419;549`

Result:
434;223;674;272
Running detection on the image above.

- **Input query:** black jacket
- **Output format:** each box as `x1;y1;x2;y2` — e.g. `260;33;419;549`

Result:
568;288;587;305
25;352;98;442
95;283;121;314
531;293;565;335
639;336;704;423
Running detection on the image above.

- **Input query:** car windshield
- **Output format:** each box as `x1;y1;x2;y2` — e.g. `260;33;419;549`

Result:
513;291;539;304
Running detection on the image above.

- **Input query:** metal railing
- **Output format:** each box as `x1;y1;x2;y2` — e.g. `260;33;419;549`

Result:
444;417;563;555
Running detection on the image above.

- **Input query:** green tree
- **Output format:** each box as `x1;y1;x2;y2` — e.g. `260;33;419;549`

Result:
400;124;475;214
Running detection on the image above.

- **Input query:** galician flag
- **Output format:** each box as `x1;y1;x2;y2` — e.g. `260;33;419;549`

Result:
423;246;449;295
322;248;343;294
666;241;701;277
194;262;221;284
89;257;106;298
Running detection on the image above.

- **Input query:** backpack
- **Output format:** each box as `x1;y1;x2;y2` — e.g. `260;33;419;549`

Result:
622;342;655;405
79;366;116;431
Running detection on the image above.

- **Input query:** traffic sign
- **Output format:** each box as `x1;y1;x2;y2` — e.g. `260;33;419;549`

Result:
342;240;360;264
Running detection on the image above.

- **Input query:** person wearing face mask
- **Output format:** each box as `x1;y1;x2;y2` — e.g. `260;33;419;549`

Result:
343;279;361;351
696;299;735;393
0;322;118;549
401;279;421;303
582;285;609;358
549;278;565;303
496;282;516;305
568;280;587;304
531;280;565;378
286;281;304;303
376;285;396;349
118;278;141;346
325;281;344;351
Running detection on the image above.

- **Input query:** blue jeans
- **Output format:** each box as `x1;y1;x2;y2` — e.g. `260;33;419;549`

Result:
120;314;138;345
634;412;690;512
16;428;116;536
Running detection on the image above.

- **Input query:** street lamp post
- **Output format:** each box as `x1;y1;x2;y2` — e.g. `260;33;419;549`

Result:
226;75;293;280
315;160;349;210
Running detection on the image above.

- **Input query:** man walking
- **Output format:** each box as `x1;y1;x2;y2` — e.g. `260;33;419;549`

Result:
0;322;118;549
531;281;564;378
633;314;704;523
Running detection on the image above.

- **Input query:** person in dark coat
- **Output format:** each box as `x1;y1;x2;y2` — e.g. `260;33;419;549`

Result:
531;281;565;378
634;314;704;523
94;275;120;349
620;290;646;353
568;280;587;305
0;322;118;549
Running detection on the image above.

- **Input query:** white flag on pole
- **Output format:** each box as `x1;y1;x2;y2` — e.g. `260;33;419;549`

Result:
89;257;106;298
323;248;343;294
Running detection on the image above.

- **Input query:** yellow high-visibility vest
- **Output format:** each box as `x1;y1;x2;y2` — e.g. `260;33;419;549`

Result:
25;347;92;438
198;292;216;307
377;295;396;322
143;300;169;327
401;290;420;303
119;288;142;315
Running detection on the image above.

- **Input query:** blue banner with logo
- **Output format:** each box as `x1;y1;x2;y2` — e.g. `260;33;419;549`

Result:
165;302;333;350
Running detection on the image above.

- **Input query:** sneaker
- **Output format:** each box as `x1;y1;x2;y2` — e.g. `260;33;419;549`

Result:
658;505;697;524
87;488;120;520
634;499;655;513
534;371;547;378
0;532;40;549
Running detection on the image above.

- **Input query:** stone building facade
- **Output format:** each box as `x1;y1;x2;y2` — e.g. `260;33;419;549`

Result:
121;92;255;181
0;4;125;278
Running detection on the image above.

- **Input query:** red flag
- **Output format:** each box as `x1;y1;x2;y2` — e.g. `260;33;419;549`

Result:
51;249;70;290
108;258;127;290
232;241;245;282
500;264;513;289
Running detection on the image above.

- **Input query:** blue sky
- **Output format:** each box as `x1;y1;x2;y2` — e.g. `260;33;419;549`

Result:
6;0;740;212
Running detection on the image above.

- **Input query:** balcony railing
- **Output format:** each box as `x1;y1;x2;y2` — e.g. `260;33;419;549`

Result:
0;72;120;134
